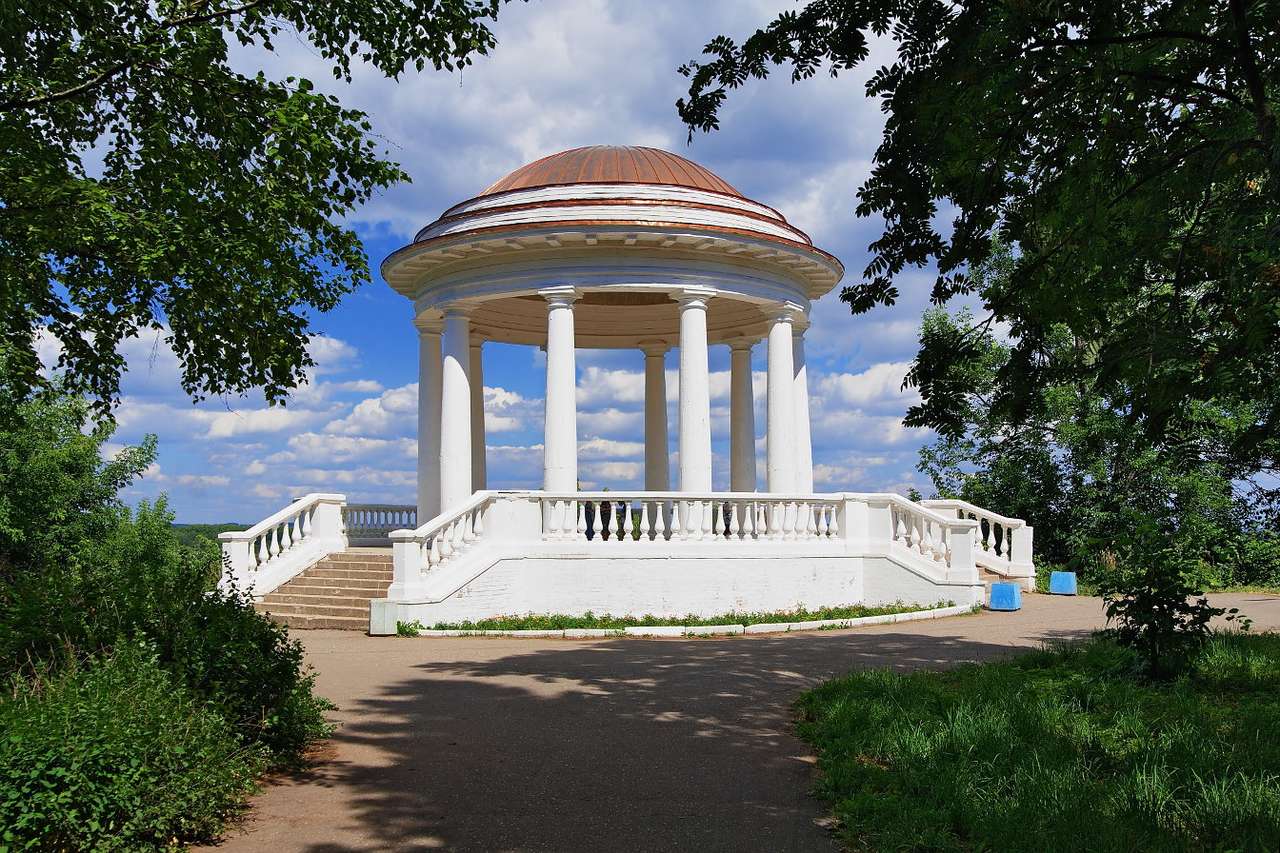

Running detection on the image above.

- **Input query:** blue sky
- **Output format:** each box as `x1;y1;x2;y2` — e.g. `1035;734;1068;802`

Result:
89;0;949;523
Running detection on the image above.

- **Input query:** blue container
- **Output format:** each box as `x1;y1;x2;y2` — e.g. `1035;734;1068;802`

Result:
988;582;1022;611
1048;571;1078;596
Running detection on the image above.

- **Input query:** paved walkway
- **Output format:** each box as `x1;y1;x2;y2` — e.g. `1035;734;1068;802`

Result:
208;593;1280;852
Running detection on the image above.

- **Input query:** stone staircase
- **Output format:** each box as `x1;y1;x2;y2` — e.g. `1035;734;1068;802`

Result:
254;548;391;630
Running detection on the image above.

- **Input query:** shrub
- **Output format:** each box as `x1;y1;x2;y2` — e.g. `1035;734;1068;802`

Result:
0;640;264;851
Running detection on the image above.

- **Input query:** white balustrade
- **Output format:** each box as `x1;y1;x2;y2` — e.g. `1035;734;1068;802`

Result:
343;503;418;546
387;491;495;600
219;493;348;596
537;492;842;544
921;499;1035;586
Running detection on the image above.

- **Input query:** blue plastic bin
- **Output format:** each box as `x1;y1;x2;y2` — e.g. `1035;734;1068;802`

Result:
988;582;1022;611
1048;571;1078;596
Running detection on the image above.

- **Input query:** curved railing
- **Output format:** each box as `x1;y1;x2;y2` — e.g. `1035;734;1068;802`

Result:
343;503;417;546
539;492;842;542
920;498;1034;583
219;493;348;595
387;491;496;600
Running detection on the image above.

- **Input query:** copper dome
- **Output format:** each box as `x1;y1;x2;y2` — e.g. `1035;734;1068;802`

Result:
480;145;742;197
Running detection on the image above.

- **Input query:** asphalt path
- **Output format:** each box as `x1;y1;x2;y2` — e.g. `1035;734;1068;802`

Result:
205;592;1280;852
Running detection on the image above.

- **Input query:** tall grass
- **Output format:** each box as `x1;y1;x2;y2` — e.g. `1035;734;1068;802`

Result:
796;632;1280;852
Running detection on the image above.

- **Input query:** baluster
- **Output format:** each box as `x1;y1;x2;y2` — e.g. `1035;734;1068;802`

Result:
639;501;652;541
473;506;485;540
572;500;584;540
728;502;740;539
427;534;441;567
656;500;669;541
461;510;475;544
805;503;817;538
745;501;757;539
616;502;627;542
701;500;713;541
301;507;313;540
438;522;454;558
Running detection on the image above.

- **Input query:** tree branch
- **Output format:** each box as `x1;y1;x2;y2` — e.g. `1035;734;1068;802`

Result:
0;0;267;112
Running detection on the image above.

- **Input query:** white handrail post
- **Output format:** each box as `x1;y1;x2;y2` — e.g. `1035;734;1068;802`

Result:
388;530;427;601
219;537;253;591
947;520;980;585
1011;524;1036;589
311;495;348;554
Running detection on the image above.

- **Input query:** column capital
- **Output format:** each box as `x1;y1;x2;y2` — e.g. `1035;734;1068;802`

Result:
675;286;716;309
639;339;670;357
413;316;443;335
769;302;806;324
727;336;756;352
538;286;579;307
469;333;485;348
442;304;473;320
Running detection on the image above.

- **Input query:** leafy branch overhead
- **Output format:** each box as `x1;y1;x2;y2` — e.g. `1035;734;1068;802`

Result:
1;0;507;412
679;1;1279;472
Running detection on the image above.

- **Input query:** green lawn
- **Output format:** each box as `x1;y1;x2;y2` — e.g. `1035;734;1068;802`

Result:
796;632;1280;852
415;601;952;632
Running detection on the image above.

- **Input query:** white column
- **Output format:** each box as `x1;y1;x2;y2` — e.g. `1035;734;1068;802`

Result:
469;338;487;491
677;290;713;492
729;339;757;492
415;318;443;522
541;287;578;492
792;324;814;494
642;342;670;491
439;307;472;511
766;307;797;493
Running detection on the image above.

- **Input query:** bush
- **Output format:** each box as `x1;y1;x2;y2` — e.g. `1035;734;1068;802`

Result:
0;641;264;851
796;632;1280;852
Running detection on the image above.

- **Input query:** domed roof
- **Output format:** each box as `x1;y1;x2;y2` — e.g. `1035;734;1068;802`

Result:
480;145;742;197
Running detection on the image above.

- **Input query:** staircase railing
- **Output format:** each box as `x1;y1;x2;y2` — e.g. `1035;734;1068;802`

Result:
387;491;497;600
921;498;1034;586
219;493;348;595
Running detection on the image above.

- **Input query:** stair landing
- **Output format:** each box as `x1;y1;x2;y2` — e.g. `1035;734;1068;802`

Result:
254;548;390;631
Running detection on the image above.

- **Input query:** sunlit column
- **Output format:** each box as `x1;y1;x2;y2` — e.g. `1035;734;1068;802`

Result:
469;337;487;491
415;317;442;522
793;323;814;494
541;287;579;492
439;307;473;511
677;289;714;492
729;338;757;492
766;306;797;493
642;341;670;491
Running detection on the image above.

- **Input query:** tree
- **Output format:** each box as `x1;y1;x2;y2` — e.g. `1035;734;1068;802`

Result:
678;1;1279;478
916;243;1280;585
1;0;506;412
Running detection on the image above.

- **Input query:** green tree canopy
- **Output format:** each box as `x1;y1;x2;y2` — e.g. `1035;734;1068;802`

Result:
679;0;1279;476
2;0;505;412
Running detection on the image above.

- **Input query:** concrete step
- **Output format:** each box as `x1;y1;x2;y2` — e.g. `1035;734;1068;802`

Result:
277;580;387;596
321;552;393;565
261;593;374;608
255;601;368;619
263;612;368;630
302;568;394;581
310;560;393;572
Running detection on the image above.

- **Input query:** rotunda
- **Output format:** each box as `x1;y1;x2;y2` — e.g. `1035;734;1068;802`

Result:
382;145;845;520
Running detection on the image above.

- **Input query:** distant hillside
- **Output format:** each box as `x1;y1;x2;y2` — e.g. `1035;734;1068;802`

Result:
171;523;244;548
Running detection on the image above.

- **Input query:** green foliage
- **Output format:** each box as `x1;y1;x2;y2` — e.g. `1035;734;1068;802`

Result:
796;633;1280;851
1;0;506;411
171;523;247;549
0;390;332;758
680;2;1280;477
424;601;948;631
0;640;264;851
0;389;331;846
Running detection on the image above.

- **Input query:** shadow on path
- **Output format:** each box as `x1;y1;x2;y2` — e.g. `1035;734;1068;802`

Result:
292;628;1071;852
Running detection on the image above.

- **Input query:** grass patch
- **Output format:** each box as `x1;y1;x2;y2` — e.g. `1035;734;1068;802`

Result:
796;631;1280;852
421;601;951;632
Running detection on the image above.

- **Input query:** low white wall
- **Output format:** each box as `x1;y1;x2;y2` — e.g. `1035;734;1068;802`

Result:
862;555;984;609
369;549;977;634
